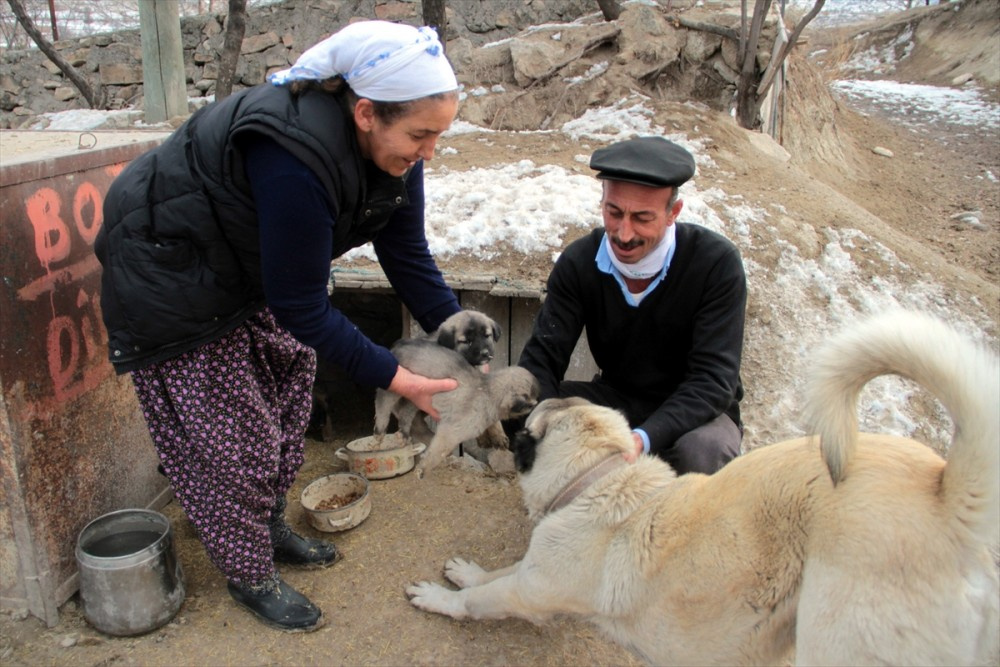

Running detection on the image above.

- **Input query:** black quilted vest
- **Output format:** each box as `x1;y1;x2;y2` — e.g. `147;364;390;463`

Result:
95;84;408;373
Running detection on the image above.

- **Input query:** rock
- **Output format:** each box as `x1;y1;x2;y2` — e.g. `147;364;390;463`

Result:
618;4;684;79
0;91;18;111
53;87;78;101
684;30;722;62
101;63;143;85
240;31;280;55
510;35;565;86
872;146;894;158
445;37;475;72
495;10;516;29
374;2;417;21
950;211;984;228
509;22;619;87
487;449;516;474
713;58;739;84
452;453;487;472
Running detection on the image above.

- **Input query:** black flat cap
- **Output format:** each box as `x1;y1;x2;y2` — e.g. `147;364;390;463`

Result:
590;136;695;188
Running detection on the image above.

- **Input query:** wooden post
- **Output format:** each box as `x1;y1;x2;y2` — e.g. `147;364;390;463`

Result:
138;0;187;124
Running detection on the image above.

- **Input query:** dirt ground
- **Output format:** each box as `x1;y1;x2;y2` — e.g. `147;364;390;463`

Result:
2;4;998;666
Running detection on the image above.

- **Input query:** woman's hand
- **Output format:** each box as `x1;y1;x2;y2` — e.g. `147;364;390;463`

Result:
388;365;458;420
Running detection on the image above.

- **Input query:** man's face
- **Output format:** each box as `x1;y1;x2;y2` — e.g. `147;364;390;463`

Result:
601;180;683;265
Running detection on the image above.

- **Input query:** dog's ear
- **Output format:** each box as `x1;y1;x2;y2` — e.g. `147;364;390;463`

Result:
491;320;502;342
512;428;538;473
436;324;456;349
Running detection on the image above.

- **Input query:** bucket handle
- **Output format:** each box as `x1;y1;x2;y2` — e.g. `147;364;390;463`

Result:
334;447;348;461
410;443;427;456
327;515;354;529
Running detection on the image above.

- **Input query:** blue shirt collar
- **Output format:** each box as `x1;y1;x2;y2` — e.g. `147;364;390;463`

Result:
595;231;676;307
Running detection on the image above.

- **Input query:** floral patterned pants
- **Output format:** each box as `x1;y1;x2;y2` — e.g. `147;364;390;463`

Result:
131;308;316;587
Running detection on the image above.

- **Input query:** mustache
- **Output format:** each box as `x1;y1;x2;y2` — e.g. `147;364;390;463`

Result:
610;236;644;250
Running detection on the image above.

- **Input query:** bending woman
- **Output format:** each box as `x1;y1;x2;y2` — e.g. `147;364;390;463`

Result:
95;21;462;632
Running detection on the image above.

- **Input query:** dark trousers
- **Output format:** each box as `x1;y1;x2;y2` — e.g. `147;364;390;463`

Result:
132;308;316;587
558;380;741;475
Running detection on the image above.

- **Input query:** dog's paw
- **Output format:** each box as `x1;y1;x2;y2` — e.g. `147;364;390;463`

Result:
443;557;486;588
405;581;466;619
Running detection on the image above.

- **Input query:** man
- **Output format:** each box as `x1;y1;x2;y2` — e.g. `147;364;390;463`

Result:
517;136;746;474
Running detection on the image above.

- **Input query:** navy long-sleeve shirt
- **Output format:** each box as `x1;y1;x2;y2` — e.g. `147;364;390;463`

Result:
244;135;460;389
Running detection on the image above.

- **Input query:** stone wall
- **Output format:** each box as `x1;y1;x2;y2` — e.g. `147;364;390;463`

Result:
0;0;783;132
0;0;597;128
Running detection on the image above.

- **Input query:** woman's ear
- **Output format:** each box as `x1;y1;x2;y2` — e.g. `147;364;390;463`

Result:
353;97;376;132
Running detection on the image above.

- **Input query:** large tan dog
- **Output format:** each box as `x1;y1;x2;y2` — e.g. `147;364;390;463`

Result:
407;311;1000;665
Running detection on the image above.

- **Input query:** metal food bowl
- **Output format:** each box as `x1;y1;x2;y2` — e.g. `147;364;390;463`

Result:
335;434;426;479
300;472;372;532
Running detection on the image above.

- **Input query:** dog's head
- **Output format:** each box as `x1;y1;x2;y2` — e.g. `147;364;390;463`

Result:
496;368;541;421
513;397;636;520
435;310;501;367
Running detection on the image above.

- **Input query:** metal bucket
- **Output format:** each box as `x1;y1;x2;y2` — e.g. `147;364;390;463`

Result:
75;509;185;636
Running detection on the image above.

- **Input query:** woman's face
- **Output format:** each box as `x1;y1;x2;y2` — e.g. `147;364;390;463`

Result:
354;96;459;176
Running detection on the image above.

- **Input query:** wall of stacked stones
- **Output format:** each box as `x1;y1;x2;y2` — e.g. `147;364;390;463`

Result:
0;0;596;128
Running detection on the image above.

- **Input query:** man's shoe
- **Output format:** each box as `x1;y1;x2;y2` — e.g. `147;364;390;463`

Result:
227;577;324;632
273;530;342;568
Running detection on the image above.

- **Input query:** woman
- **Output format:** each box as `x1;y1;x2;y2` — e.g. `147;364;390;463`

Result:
95;21;463;632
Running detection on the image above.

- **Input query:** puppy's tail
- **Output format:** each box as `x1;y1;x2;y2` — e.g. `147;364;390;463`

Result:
804;310;999;544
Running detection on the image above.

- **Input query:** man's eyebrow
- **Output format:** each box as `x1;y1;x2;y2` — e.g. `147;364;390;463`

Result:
604;201;656;216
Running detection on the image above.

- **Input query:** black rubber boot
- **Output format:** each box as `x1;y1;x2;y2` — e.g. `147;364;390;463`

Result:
227;576;324;632
273;530;342;568
269;496;342;568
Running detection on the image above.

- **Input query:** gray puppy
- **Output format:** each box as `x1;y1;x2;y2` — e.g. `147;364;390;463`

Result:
373;338;540;477
426;309;501;369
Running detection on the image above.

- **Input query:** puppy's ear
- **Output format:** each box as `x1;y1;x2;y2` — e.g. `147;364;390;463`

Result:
491;320;502;341
437;325;456;349
512;428;538;473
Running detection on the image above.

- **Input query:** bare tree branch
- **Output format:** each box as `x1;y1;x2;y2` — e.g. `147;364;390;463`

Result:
735;0;771;128
757;0;826;98
739;0;747;62
214;0;245;100
45;0;56;40
596;0;620;21
5;0;102;108
664;13;739;41
422;0;447;47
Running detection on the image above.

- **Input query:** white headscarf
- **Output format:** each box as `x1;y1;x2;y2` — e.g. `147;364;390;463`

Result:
268;21;458;102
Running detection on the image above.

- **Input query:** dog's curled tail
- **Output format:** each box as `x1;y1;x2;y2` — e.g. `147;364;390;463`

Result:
804;310;999;543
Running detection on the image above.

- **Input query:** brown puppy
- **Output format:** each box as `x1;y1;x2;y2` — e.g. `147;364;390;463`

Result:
373;339;539;477
407;311;999;665
427;309;501;369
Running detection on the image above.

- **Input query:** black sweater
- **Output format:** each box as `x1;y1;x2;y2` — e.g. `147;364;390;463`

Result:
518;225;746;455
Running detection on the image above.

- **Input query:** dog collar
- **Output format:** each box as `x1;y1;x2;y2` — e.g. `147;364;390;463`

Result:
544;454;627;515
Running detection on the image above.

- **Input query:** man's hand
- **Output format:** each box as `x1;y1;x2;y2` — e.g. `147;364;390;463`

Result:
624;432;644;463
388;365;458;420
